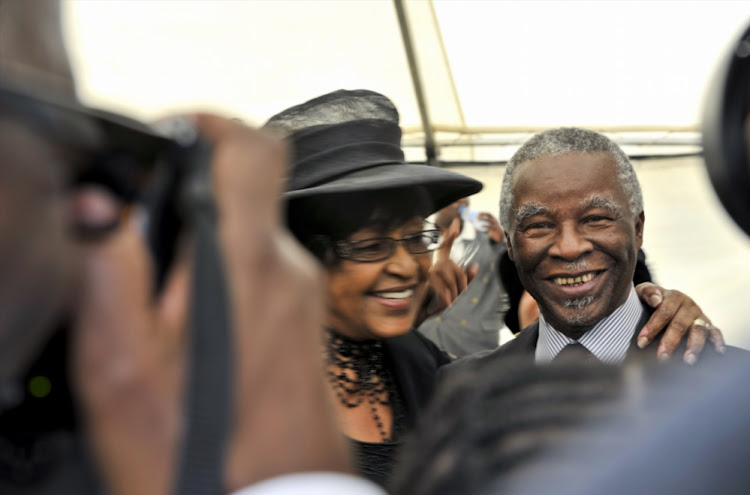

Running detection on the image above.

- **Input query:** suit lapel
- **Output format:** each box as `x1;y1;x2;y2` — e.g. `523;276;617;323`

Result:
500;322;539;359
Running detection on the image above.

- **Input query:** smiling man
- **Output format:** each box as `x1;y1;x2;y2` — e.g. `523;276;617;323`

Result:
442;127;740;367
505;132;646;363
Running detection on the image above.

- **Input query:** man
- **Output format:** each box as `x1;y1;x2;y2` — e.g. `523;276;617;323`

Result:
418;197;512;357
0;2;375;494
443;127;738;369
417;127;747;494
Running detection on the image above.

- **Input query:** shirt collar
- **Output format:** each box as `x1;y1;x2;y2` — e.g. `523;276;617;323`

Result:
536;285;643;364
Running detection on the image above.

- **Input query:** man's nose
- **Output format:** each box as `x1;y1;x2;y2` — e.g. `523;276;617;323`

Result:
548;223;593;260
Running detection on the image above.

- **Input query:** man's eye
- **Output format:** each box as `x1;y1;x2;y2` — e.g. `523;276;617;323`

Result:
524;222;553;231
584;216;613;224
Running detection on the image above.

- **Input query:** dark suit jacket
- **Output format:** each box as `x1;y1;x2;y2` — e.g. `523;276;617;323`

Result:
441;303;745;378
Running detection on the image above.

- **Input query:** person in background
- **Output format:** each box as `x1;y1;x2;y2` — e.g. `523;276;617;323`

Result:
418;197;512;357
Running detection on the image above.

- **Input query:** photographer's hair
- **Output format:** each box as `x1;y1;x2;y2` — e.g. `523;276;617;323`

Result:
390;357;626;495
285;185;433;267
499;127;643;233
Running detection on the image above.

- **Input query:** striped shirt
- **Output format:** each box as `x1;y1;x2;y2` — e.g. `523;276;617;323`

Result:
536;285;643;365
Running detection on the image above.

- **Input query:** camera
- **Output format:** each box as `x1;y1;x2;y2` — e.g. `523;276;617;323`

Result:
0;81;227;492
702;20;750;238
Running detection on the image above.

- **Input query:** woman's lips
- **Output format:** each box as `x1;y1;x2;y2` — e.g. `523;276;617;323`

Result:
370;288;416;310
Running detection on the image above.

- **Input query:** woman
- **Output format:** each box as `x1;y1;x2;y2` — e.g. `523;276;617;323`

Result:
265;90;473;485
265;89;723;486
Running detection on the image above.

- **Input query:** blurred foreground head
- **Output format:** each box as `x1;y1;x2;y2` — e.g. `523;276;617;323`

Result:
702;19;750;237
0;0;83;388
0;0;163;390
393;355;750;495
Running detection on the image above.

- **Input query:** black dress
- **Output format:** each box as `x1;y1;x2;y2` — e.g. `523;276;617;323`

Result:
340;330;451;487
351;385;407;487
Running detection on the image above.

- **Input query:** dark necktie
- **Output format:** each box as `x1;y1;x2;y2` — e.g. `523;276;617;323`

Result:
552;342;598;363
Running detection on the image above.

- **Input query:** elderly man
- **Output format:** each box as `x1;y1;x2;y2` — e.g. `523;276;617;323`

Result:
444;127;740;368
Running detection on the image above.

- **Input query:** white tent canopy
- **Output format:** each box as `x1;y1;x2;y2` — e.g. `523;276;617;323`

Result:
63;0;750;162
62;1;750;346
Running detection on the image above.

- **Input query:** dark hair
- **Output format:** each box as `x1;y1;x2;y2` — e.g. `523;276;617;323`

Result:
390;357;625;495
286;185;433;266
392;353;747;495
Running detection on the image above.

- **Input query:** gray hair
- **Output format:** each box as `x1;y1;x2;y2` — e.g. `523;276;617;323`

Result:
499;128;643;233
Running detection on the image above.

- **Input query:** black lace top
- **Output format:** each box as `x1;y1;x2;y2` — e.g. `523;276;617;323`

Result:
324;330;409;487
350;371;408;487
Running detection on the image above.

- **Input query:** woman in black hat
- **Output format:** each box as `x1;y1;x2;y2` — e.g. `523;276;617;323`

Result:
266;89;479;486
265;89;725;487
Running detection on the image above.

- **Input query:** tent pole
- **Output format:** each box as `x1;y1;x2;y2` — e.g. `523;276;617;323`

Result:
393;0;439;166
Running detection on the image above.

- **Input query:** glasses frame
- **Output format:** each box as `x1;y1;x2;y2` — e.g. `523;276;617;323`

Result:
333;228;442;262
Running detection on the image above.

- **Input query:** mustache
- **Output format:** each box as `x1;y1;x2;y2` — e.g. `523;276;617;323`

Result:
563;259;590;272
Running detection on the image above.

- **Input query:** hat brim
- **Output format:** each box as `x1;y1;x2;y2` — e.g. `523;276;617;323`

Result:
0;79;170;162
285;162;483;214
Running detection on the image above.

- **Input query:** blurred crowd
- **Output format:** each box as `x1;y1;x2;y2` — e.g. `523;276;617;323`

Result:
1;2;749;495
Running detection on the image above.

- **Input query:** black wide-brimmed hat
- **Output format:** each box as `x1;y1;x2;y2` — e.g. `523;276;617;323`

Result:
265;89;482;214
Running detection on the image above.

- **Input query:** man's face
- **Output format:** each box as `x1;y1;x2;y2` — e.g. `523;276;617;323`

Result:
507;152;644;337
0;120;75;385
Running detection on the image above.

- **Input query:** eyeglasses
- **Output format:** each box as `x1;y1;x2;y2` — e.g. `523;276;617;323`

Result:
334;229;441;262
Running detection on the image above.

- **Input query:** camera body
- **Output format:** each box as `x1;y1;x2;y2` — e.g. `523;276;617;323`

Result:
702;22;750;237
0;92;216;491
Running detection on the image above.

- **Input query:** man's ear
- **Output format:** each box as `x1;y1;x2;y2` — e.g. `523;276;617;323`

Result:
505;231;515;261
635;211;645;248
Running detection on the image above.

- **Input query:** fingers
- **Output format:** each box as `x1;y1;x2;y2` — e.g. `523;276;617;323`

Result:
639;288;693;360
636;285;716;364
427;258;468;310
436;217;461;263
635;281;663;308
198;114;351;487
153;240;192;363
635;282;671;350
682;318;710;365
72;189;154;400
71;188;178;495
223;232;352;491
195;113;289;232
707;323;727;355
478;212;504;242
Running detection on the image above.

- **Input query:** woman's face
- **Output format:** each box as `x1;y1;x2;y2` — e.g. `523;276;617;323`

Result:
325;217;433;340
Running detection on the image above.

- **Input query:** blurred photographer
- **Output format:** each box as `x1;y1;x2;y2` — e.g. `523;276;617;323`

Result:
0;1;366;494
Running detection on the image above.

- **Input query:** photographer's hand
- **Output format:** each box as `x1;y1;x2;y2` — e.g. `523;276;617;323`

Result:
71;115;351;495
200;114;351;492
71;187;187;495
